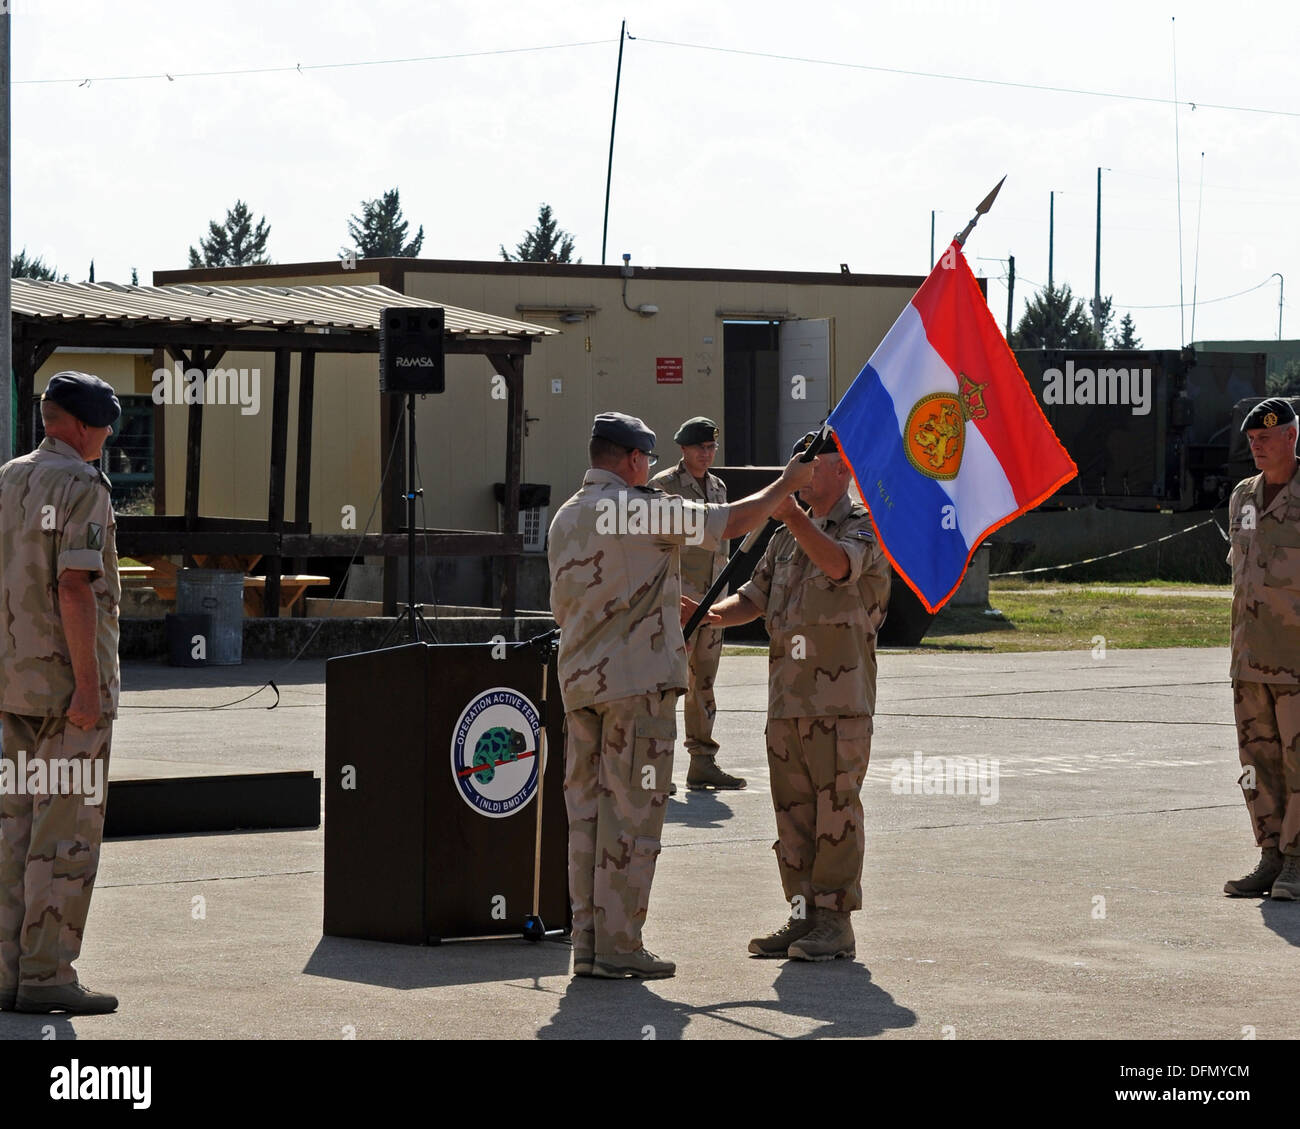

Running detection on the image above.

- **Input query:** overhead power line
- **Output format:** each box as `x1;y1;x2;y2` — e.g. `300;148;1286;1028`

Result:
15;39;617;86
636;37;1300;119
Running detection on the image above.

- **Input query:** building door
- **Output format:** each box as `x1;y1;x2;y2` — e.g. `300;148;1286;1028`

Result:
722;321;780;465
778;318;832;458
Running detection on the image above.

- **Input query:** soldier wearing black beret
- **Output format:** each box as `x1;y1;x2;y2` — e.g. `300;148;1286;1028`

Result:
649;417;746;790
0;372;121;1013
1225;396;1300;898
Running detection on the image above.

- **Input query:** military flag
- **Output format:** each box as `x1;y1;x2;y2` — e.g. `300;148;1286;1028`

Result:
828;233;1077;612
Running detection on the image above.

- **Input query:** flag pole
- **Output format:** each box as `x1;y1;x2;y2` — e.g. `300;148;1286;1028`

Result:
954;176;1006;248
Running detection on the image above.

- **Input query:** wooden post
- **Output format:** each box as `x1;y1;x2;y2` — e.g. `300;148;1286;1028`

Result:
491;353;524;618
293;351;316;607
263;347;291;616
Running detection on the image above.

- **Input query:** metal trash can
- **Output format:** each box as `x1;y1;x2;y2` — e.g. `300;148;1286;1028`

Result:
176;569;244;665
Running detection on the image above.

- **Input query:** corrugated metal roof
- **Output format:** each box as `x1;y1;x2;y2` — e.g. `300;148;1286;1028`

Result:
12;279;556;338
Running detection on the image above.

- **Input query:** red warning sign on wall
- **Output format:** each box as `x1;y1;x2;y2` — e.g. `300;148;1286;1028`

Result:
656;357;683;384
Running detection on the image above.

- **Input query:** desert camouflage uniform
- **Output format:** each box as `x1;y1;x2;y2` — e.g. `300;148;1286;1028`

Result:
548;470;729;957
649;460;728;755
1228;459;1300;855
738;494;890;911
0;437;118;990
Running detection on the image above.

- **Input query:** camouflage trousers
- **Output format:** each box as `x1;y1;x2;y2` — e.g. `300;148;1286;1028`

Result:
765;715;872;912
563;691;676;957
684;623;722;754
1232;680;1300;854
0;713;112;988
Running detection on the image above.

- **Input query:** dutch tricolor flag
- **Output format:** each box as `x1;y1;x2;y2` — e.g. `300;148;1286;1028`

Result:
828;240;1077;613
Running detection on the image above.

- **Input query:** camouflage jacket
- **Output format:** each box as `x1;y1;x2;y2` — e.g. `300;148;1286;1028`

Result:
1228;459;1300;684
648;460;728;600
739;493;890;719
0;437;120;717
548;468;729;711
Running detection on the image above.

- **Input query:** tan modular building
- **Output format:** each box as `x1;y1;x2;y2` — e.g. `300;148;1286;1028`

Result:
131;257;928;537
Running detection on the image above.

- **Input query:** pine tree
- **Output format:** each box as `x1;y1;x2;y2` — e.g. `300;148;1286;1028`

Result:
88;260;95;283
345;188;424;258
12;248;67;281
1114;312;1142;349
131;267;139;286
188;200;272;267
1011;283;1102;349
501;203;579;263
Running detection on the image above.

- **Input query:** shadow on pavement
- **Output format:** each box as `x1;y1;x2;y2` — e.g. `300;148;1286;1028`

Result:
665;789;737;830
1258;900;1300;945
0;1013;79;1041
302;935;572;989
537;960;916;1040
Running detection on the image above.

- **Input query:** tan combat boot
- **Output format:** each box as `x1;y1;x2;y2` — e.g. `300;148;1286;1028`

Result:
592;948;676;979
787;908;855;962
15;980;118;1015
686;754;746;790
1224;846;1284;896
1270;853;1300;900
748;914;816;958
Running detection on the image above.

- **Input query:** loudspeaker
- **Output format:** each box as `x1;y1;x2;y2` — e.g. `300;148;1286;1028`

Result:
380;306;446;394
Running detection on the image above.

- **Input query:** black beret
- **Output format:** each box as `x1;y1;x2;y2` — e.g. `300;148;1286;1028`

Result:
592;411;656;453
42;370;121;427
673;416;719;446
1241;397;1298;433
790;426;837;459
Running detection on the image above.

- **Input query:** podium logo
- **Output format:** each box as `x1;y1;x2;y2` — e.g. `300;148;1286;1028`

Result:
451;687;544;818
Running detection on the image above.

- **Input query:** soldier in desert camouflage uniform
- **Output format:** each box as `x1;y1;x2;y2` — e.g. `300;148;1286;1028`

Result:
649;417;745;791
705;430;890;961
0;372;121;1014
1224;397;1300;899
548;412;811;979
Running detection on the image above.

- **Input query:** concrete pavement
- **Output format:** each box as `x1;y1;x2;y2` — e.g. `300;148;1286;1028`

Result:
1;645;1292;1041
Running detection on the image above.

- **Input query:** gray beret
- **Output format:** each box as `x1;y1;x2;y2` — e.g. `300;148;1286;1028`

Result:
592;411;656;453
42;371;121;427
1241;397;1298;432
673;416;719;446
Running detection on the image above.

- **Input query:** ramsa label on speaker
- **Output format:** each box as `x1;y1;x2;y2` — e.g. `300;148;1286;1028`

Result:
450;687;544;818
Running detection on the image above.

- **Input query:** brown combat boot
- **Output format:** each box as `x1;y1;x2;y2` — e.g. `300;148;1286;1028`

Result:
686;754;746;790
1270;853;1300;900
1224;846;1284;896
0;984;15;1011
787;908;855;962
592;948;676;979
748;914;816;958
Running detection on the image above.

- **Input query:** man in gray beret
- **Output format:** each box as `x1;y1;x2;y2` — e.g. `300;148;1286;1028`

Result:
1225;396;1300;899
0;372;121;1014
649;417;744;790
549;411;813;978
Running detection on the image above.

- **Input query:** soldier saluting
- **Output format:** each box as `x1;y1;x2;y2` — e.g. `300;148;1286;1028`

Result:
1225;397;1300;899
548;412;812;979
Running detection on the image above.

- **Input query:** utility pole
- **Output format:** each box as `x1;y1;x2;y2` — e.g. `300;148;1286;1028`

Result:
600;21;627;266
1273;273;1285;341
0;7;10;463
1093;167;1103;339
1006;254;1015;339
930;210;935;267
1048;192;1054;290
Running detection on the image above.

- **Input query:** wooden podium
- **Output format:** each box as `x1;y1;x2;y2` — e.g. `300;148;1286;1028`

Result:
323;641;569;944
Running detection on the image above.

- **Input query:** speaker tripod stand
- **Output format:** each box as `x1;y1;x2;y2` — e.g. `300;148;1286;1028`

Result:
379;390;438;647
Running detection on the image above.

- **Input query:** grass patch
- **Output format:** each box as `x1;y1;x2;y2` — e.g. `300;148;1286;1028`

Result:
919;585;1231;653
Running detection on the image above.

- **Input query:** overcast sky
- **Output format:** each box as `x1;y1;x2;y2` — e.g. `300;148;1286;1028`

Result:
14;0;1298;349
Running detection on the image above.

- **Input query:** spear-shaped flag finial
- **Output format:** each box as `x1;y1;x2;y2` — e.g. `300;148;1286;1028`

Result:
954;175;1006;247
